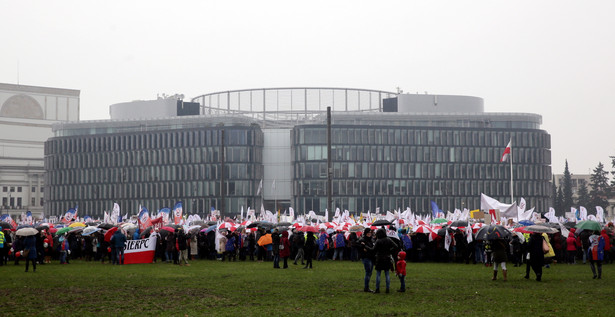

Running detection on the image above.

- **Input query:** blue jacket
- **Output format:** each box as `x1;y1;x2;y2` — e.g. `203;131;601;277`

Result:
24;235;37;259
111;231;127;249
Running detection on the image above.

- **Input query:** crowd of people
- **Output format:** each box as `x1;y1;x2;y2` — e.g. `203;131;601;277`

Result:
0;221;612;292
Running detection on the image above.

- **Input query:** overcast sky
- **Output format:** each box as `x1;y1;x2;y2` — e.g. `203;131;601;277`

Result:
2;1;614;176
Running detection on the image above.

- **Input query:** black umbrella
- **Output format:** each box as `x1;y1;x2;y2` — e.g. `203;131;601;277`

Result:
372;219;392;226
36;225;49;231
85;221;99;226
563;222;576;229
98;223;114;230
277;222;292;227
246;221;261;228
475;225;511;240
206;221;218;226
450;220;468;228
0;222;11;230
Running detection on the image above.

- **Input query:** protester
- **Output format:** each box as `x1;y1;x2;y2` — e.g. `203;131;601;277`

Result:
588;231;605;279
566;230;578;264
271;228;281;268
369;228;396;294
23;234;37;273
177;228;190;266
303;231;315;269
525;233;545;281
358;228;375;292
332;230;345;261
396;250;407;292
317;229;328;261
166;231;176;263
59;234;69;264
110;229;127;265
293;229;305;265
280;231;291;269
491;239;508;281
224;230;236;262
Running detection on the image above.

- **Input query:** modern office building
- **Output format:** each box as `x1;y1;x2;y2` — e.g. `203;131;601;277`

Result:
45;87;552;218
0;83;79;218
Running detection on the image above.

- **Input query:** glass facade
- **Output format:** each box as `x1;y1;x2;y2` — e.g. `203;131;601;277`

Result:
291;125;551;214
45;124;263;218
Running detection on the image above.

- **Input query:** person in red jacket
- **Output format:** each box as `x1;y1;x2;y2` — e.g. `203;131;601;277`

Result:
396;250;407;292
280;231;291;269
566;231;578;264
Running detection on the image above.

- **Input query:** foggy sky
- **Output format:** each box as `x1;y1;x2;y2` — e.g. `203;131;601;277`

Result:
2;0;614;176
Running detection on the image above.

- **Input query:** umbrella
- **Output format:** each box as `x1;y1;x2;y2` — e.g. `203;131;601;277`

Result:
372;219;392;226
257;233;272;246
519;220;535;226
524;225;559;234
513;226;531;234
450;220;468;228
218;222;236;231
85;222;99;226
430;218;448;224
160;226;176;232
275;226;289;232
575;220;602;233
82;226;101;236
412;225;435;234
349;225;364;233
563;222;576;229
277;222;292;227
16;224;34;230
191;220;205;226
69;222;86;228
246;221;261;229
0;222;12;230
49;228;58;234
300;225;319;233
98;223;114;230
16;227;38;236
36;224;50;231
475;225;511;240
206;221;218;226
55;227;73;236
104;227;118;242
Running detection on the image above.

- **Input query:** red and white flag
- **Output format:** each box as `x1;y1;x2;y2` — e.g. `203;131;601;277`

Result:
500;140;511;162
124;235;157;264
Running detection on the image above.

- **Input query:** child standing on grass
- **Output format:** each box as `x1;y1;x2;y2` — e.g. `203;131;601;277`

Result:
396;250;407;292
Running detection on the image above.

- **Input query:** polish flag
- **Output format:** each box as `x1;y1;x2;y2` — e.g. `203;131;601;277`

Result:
500;140;511;162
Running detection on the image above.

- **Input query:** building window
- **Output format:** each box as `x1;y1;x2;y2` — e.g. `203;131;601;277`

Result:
32;186;36;193
17;187;22;192
2;186;6;192
31;198;36;205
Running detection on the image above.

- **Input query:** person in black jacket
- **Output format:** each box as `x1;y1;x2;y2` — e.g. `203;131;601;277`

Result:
303;231;315;269
358;228;375;292
525;233;545;281
368;228;396;294
293;229;305;265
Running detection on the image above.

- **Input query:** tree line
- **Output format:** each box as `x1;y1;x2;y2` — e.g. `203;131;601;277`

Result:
552;157;615;216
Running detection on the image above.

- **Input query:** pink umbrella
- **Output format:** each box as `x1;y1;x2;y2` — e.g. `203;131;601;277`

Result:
300;225;319;233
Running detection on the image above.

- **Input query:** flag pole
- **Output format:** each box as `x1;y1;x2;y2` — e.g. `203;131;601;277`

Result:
510;141;514;204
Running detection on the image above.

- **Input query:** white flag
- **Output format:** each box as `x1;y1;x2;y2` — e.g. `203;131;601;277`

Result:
256;179;263;196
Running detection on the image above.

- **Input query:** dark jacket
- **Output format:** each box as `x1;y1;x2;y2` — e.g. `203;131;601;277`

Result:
280;231;291;258
358;234;375;260
110;231;127;249
528;233;544;264
177;231;188;251
370;229;396;271
24;235;37;259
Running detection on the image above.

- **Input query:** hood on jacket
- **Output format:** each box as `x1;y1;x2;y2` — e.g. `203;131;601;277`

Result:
398;250;406;261
282;231;289;238
568;231;576;238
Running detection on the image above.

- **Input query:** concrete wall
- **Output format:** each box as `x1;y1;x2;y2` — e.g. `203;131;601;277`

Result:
109;99;179;120
396;94;484;113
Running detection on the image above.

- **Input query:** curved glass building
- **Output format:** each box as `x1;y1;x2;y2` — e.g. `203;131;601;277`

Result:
45;88;551;218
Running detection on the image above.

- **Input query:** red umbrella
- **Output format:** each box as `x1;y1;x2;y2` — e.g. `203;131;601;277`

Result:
104;227;118;242
300;225;318;233
160;226;175;232
513;226;531;234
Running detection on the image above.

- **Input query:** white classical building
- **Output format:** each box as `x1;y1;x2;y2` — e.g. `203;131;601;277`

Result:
0;83;79;219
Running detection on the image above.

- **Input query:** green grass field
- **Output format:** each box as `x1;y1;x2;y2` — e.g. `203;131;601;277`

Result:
1;259;613;316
